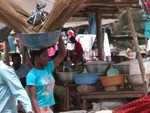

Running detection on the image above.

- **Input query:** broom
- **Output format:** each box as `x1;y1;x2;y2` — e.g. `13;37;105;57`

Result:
0;1;30;33
48;0;86;31
40;0;70;32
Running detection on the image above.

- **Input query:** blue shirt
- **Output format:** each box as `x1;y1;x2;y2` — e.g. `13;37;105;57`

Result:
26;61;55;107
0;60;32;113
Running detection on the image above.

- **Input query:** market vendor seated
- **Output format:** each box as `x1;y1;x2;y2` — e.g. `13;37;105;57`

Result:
69;36;84;65
124;44;135;60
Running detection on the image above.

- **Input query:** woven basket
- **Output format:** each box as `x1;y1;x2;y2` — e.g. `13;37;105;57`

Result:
100;74;126;87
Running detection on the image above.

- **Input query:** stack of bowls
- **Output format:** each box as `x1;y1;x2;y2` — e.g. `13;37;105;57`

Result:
85;61;112;75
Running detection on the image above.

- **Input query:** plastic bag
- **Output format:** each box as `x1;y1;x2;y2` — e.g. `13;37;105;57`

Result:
27;3;48;26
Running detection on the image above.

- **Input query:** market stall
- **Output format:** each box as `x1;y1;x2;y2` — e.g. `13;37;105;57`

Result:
0;0;148;112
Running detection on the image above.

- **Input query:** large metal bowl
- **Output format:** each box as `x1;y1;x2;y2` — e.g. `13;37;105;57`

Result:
126;74;150;91
18;30;61;49
126;74;150;85
112;61;130;74
57;72;77;83
85;61;112;75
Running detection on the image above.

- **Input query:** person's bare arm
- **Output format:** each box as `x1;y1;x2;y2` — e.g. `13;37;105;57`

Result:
125;48;134;60
28;86;41;113
124;55;134;60
53;36;66;67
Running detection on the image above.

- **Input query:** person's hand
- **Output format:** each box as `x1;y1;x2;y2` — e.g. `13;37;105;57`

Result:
124;54;128;58
28;111;32;113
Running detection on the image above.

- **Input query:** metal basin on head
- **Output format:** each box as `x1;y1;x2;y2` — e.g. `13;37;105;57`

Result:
18;30;61;49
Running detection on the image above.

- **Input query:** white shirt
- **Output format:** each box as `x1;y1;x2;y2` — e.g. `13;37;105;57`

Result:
0;60;32;113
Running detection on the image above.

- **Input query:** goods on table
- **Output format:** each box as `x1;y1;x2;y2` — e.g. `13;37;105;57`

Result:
74;66;84;73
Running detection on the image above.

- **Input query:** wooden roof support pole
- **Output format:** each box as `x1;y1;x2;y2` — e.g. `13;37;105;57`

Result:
4;39;10;66
19;45;33;68
145;38;148;54
96;10;103;61
21;46;26;64
19;45;25;63
127;7;148;95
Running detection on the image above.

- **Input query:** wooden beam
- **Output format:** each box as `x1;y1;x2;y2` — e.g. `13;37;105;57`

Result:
127;7;148;95
74;0;140;17
85;3;139;8
85;0;138;3
78;8;119;13
96;10;103;61
85;0;138;4
73;13;120;18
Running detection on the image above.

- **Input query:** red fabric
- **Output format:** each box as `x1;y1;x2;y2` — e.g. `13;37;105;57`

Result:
113;95;150;113
72;42;83;63
68;30;75;37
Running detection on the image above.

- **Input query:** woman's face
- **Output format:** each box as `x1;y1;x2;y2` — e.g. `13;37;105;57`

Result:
36;50;49;67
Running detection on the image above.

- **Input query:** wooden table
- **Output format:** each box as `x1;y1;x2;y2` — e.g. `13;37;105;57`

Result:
55;83;78;111
78;90;147;110
64;83;78;110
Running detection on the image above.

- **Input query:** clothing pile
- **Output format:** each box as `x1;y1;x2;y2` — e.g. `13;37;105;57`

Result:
113;95;150;113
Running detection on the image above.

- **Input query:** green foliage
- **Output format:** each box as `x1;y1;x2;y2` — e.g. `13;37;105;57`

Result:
111;8;144;35
117;40;131;50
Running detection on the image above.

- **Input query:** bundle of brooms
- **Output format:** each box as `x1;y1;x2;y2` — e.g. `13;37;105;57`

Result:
0;1;30;33
0;0;86;33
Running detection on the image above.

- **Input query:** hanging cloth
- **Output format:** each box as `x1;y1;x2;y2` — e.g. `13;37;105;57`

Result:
88;16;96;34
143;14;150;39
103;32;111;61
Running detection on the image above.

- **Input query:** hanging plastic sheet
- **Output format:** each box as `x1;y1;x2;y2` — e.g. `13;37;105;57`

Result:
144;21;150;38
88;16;96;34
103;32;111;61
143;14;150;38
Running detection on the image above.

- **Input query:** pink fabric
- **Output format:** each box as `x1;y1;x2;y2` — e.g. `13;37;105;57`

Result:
48;47;55;57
